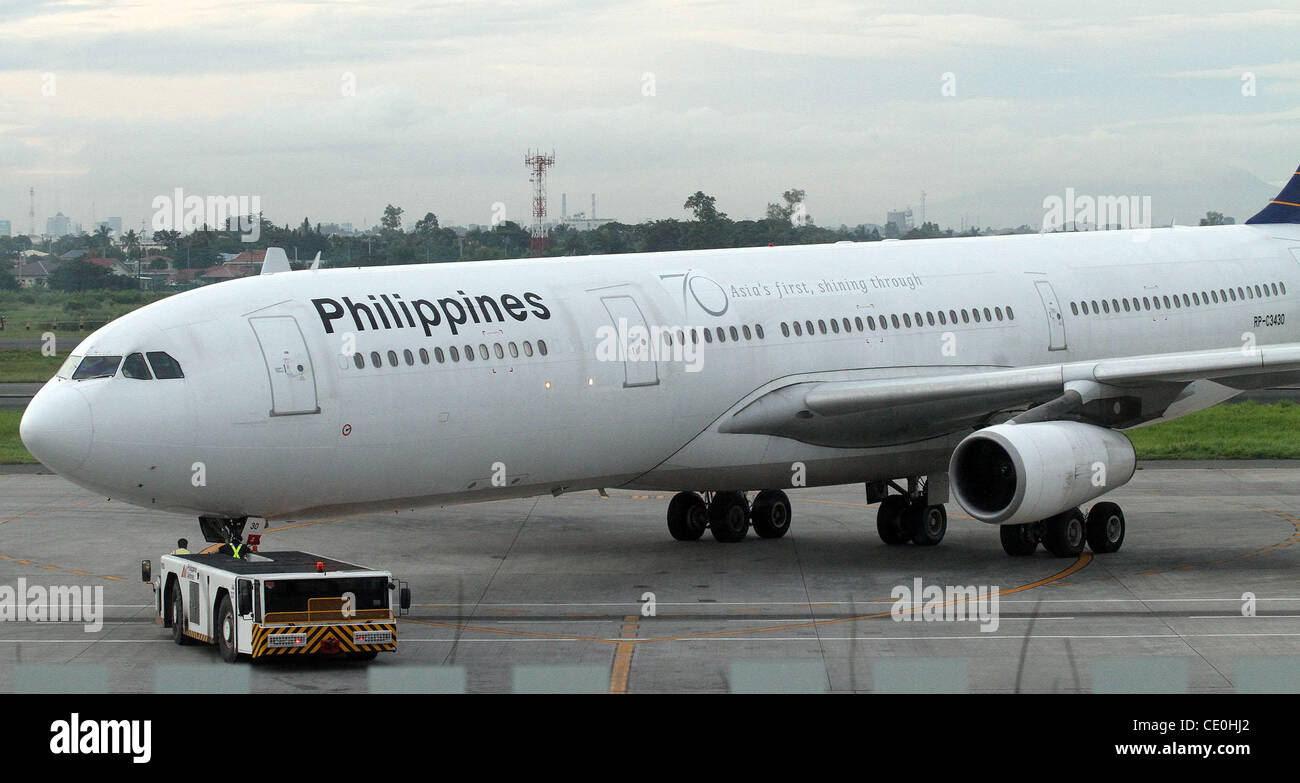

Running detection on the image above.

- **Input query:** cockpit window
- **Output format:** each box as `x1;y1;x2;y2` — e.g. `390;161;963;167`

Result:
56;354;83;380
122;353;153;380
146;351;184;379
71;355;122;380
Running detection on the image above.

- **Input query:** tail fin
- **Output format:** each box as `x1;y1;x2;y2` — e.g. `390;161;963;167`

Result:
1246;165;1300;224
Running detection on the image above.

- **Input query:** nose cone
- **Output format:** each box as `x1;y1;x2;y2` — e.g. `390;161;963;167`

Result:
20;383;94;473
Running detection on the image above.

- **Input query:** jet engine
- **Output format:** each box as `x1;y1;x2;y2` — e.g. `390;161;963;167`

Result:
949;421;1135;525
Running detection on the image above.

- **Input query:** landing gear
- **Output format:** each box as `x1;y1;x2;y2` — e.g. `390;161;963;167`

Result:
1002;502;1125;557
872;476;948;547
198;515;248;547
876;495;910;545
1000;521;1043;556
665;489;793;543
1086;502;1126;553
1043;507;1087;558
906;504;947;546
751;490;792;539
708;491;750;543
666;492;709;541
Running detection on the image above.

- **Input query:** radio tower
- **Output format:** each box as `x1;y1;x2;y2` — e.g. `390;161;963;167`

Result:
525;148;554;256
29;187;36;238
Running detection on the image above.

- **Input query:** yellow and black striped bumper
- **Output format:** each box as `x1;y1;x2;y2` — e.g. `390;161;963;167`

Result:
251;621;397;658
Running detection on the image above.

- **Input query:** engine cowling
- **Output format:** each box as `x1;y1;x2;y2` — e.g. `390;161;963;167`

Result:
949;421;1135;525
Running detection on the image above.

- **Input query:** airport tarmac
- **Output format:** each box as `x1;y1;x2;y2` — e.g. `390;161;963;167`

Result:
0;465;1297;693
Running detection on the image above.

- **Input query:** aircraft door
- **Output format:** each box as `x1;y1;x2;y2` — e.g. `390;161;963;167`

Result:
600;295;660;387
249;316;321;415
1034;280;1068;351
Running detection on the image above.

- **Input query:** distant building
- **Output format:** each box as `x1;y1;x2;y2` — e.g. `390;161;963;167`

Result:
98;217;122;235
14;257;60;288
886;208;914;235
0;220;10;237
46;212;73;237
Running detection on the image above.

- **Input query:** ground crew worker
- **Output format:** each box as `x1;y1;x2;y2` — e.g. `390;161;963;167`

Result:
172;538;190;554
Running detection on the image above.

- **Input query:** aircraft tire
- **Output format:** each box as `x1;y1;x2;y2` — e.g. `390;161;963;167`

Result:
667;492;708;541
907;504;947;546
1043;508;1087;558
1000;522;1041;556
751;490;792;539
876;495;909;545
709;492;750;543
1086;502;1126;554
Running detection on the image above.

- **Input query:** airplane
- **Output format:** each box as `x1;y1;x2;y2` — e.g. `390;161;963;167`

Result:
18;165;1300;558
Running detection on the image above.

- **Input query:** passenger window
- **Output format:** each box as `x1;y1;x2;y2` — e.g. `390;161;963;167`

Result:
879;316;888;331
1006;306;1014;320
792;322;802;336
353;353;365;369
960;309;969;323
385;350;397;366
450;346;460;362
926;312;936;326
743;325;752;340
842;318;851;333
805;320;814;335
1182;294;1190;307
854;317;863;331
1211;290;1219;303
122;353;152;380
435;347;446;363
830;319;840;334
523;341;534;356
756;324;765;339
1229;289;1237;301
1272;283;1280;296
891;314;901;329
995;307;1004;321
403;349;414;365
1154;297;1162;310
902;313;912;328
867;316;877;330
1111;299;1120;312
1101;301;1110;313
1192;293;1200;306
1122;299;1131;312
1079;301;1087;315
1282;282;1288;295
1237;287;1244;300
419;348;429;364
704;329;714;343
983;307;992;321
729;326;739;341
146;351;185;379
478;344;489;360
948;309;957;324
370;351;382;368
781;322;790;337
464;345;475;361
538;340;548;356
509;342;519;358
72;355;122;380
494;343;504;359
818;320;827;334
972;309;981;323
937;311;947;325
716;327;726;343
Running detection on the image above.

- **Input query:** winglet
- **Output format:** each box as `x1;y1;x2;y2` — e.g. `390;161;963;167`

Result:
1246;164;1300;224
260;247;291;275
310;251;322;271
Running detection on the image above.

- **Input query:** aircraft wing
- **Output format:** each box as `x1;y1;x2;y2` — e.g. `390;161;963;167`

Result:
719;343;1300;448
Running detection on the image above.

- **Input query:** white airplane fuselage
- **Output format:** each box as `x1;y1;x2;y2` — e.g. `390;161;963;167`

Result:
20;223;1300;521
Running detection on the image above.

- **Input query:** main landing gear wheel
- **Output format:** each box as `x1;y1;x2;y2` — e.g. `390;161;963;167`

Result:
709;491;750;543
1000;522;1043;556
666;492;709;541
751;490;792;539
1043;507;1087;558
1086;501;1126;554
876;495;910;545
905;504;947;546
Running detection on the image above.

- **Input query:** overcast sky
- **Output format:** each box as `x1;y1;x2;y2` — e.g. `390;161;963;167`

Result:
2;0;1298;234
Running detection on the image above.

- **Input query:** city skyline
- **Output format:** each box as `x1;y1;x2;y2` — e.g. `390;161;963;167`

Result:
2;1;1298;234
